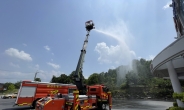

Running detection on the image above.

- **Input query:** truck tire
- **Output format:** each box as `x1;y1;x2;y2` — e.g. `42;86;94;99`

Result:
97;102;107;110
8;96;11;99
102;104;106;110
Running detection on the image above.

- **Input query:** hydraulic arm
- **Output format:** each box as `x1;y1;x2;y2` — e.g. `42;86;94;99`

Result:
73;20;95;95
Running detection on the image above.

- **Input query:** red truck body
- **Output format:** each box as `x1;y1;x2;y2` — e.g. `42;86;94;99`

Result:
14;80;76;107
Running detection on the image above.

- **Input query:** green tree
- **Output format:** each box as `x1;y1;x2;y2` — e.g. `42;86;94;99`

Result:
4;82;13;90
98;72;105;84
68;71;86;84
125;71;138;85
120;82;129;89
8;84;15;91
14;81;21;89
68;71;77;84
148;78;173;98
58;74;70;83
35;78;41;82
131;58;153;85
51;75;59;83
87;73;99;85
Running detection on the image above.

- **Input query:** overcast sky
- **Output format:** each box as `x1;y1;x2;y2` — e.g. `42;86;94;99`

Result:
0;0;175;83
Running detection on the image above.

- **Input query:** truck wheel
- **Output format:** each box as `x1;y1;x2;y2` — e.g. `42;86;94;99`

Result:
102;104;106;110
98;103;107;110
8;96;11;99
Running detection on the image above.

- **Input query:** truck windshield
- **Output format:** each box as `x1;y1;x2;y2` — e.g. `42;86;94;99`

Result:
68;89;77;94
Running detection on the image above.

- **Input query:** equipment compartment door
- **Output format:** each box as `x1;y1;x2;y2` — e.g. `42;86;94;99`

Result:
17;86;36;105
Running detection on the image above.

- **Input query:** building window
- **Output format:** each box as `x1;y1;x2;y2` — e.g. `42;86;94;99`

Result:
180;0;184;23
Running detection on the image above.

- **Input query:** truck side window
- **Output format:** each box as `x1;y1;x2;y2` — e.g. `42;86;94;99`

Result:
19;86;36;97
90;88;96;91
102;86;109;92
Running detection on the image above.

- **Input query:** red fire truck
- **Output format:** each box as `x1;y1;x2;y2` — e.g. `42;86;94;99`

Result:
35;20;112;110
14;80;77;108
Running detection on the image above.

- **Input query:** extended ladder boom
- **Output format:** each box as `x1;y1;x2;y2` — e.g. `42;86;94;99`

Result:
74;20;95;95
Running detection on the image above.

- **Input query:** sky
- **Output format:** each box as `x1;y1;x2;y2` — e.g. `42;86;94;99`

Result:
0;0;176;83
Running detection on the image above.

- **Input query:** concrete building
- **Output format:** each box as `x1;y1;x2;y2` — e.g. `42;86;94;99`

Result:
150;0;184;107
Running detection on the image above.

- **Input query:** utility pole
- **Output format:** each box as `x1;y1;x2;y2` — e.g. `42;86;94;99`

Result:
34;71;39;81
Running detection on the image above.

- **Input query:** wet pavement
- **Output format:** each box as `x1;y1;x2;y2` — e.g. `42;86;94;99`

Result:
112;99;173;110
0;98;173;110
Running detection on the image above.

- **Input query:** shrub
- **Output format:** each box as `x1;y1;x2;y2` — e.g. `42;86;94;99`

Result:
173;102;178;107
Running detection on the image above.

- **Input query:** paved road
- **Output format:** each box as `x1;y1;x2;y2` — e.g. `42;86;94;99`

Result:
0;98;173;110
0;98;33;110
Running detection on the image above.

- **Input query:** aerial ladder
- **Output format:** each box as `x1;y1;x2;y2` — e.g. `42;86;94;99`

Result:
73;20;95;95
72;20;112;110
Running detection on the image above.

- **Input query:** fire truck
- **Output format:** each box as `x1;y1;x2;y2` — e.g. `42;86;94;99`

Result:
35;20;112;110
14;80;77;108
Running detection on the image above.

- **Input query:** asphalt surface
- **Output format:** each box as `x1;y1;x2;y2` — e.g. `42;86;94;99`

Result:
0;98;34;110
0;98;173;110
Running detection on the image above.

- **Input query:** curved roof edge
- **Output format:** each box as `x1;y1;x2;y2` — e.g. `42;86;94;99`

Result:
151;36;184;76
